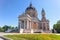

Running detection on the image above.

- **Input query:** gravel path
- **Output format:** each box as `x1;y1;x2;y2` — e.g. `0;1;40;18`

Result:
0;38;3;40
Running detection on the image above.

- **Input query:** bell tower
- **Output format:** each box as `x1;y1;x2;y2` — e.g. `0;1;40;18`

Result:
41;8;49;31
41;8;46;21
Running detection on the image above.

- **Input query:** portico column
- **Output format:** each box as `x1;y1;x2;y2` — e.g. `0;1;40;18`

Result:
31;22;32;29
31;21;33;33
27;20;29;29
20;21;22;33
30;21;31;29
20;21;21;29
18;21;20;33
20;21;24;33
24;20;25;30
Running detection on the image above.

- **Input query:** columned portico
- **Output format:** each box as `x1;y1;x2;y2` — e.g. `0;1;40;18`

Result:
19;18;32;33
19;20;26;29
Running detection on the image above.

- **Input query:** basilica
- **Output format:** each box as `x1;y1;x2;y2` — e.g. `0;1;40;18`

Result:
18;3;50;33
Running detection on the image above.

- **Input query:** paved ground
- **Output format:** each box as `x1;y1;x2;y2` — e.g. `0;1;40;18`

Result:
0;38;3;40
0;33;22;36
0;32;18;40
0;36;8;40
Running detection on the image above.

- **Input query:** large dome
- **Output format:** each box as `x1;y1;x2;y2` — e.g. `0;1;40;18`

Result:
26;3;36;11
25;3;37;17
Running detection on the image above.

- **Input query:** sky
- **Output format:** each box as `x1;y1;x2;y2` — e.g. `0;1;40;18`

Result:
0;0;60;29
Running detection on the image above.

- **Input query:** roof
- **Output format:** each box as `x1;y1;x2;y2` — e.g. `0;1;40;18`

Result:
31;17;40;22
18;13;40;22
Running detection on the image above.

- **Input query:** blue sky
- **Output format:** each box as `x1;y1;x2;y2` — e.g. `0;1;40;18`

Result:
0;0;60;29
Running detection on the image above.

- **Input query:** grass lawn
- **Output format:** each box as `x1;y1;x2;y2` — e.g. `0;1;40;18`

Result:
4;34;60;40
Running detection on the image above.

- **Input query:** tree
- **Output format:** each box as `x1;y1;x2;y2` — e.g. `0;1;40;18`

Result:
53;20;60;33
0;25;16;32
57;20;60;24
2;25;9;32
0;27;2;32
9;26;14;30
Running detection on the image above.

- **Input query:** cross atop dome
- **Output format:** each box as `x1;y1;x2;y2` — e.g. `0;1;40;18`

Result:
42;8;45;12
29;2;32;7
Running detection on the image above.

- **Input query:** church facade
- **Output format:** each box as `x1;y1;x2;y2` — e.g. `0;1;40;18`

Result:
18;3;50;33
